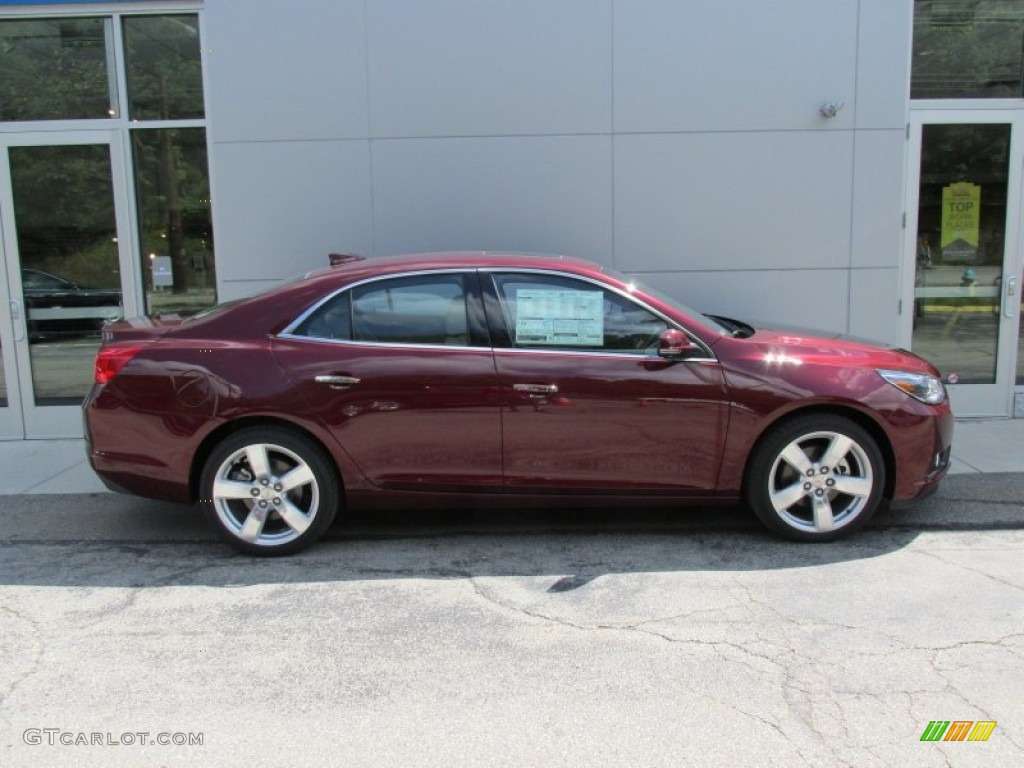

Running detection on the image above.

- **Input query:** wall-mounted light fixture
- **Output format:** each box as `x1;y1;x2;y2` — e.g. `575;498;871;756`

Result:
820;101;845;119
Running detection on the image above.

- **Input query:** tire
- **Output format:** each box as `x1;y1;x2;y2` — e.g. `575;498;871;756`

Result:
199;427;340;556
744;414;885;542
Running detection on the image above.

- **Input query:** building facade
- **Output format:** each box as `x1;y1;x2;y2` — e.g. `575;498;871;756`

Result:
0;0;1022;439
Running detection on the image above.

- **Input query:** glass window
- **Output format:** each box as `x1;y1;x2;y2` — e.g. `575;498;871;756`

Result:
123;15;204;120
295;293;353;341
912;1;1024;99
913;124;1009;384
491;274;667;354
0;18;115;121
22;269;74;291
9;144;122;405
348;275;469;346
131;127;216;315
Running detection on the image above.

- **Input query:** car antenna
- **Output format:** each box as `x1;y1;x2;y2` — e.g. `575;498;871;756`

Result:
328;252;365;267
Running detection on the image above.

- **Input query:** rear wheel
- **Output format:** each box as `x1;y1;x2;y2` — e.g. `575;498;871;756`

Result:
744;415;885;541
200;427;339;555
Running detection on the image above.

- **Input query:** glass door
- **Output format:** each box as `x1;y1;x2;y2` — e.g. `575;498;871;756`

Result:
0;131;138;438
904;113;1024;417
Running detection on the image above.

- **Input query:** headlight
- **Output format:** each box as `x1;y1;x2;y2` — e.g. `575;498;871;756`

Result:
877;369;946;405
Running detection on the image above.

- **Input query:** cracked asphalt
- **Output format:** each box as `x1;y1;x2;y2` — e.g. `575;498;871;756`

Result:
1;473;1022;767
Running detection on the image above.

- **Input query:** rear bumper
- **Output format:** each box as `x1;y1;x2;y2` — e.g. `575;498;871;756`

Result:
87;448;193;503
84;385;194;504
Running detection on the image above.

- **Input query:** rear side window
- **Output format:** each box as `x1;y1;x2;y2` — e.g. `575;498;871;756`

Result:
294;274;470;346
294;292;352;340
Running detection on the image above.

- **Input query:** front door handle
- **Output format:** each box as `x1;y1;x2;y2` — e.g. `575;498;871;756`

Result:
513;383;558;395
1005;276;1019;318
315;374;361;389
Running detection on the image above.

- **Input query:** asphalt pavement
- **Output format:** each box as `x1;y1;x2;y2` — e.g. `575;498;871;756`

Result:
0;420;1021;767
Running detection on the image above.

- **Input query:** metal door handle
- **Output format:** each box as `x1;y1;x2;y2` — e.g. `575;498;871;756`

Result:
1005;276;1019;318
9;300;24;342
315;375;360;388
513;383;558;395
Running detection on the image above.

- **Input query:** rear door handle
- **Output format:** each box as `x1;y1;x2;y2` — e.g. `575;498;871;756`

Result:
513;383;558;395
1005;276;1019;318
315;374;361;389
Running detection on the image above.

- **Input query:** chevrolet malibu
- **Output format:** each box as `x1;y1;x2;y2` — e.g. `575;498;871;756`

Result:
84;253;953;555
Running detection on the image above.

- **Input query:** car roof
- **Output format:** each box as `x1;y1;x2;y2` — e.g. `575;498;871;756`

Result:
304;251;603;282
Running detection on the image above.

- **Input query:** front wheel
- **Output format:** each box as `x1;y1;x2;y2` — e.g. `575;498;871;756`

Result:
744;415;885;541
199;427;339;556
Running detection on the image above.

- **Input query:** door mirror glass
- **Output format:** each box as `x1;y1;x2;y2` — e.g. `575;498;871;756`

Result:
658;329;693;359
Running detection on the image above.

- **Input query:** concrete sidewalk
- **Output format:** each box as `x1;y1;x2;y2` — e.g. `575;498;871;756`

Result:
0;418;1019;495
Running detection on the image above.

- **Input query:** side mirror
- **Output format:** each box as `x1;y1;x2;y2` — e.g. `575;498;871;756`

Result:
657;329;694;360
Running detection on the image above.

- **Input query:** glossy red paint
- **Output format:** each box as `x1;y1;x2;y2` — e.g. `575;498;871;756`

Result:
271;337;504;492
84;252;953;540
494;350;728;493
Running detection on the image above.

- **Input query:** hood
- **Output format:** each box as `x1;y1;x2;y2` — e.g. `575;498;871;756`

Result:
738;324;939;376
740;318;895;348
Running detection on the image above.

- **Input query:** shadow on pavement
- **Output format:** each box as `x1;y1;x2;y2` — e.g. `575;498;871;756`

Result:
0;472;1019;589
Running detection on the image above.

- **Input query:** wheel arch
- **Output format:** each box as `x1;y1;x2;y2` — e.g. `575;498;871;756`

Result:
189;415;344;503
741;404;897;501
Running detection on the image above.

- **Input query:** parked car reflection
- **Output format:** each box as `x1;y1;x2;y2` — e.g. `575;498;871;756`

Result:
22;268;122;341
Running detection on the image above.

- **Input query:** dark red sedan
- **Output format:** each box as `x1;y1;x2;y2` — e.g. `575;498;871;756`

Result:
84;252;953;555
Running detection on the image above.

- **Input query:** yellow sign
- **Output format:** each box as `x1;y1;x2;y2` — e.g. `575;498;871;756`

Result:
941;182;981;248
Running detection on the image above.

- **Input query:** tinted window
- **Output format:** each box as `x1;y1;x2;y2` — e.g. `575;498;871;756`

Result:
912;1;1024;99
297;274;470;346
23;270;72;291
295;292;352;340
123;15;204;120
0;18;114;121
491;273;667;353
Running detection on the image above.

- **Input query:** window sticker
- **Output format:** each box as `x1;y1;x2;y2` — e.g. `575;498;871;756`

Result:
514;288;604;346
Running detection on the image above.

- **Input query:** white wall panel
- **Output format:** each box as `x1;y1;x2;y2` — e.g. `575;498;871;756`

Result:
614;0;858;133
615;132;853;272
848;268;900;344
851;130;906;268
212;141;373;284
372;136;612;259
367;0;611;137
628;269;850;334
204;0;369;142
856;0;913;129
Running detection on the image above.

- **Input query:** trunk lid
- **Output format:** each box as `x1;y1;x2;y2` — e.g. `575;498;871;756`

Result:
101;314;187;343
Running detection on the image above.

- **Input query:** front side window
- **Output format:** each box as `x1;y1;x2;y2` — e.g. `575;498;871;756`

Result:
296;274;471;346
491;273;668;354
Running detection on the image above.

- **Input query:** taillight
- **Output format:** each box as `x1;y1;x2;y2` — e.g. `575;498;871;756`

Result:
94;346;143;384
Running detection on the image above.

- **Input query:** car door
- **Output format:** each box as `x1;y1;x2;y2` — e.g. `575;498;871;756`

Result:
484;270;729;494
272;270;503;492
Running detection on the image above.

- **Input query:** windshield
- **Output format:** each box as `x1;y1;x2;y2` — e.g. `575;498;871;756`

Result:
601;266;731;336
